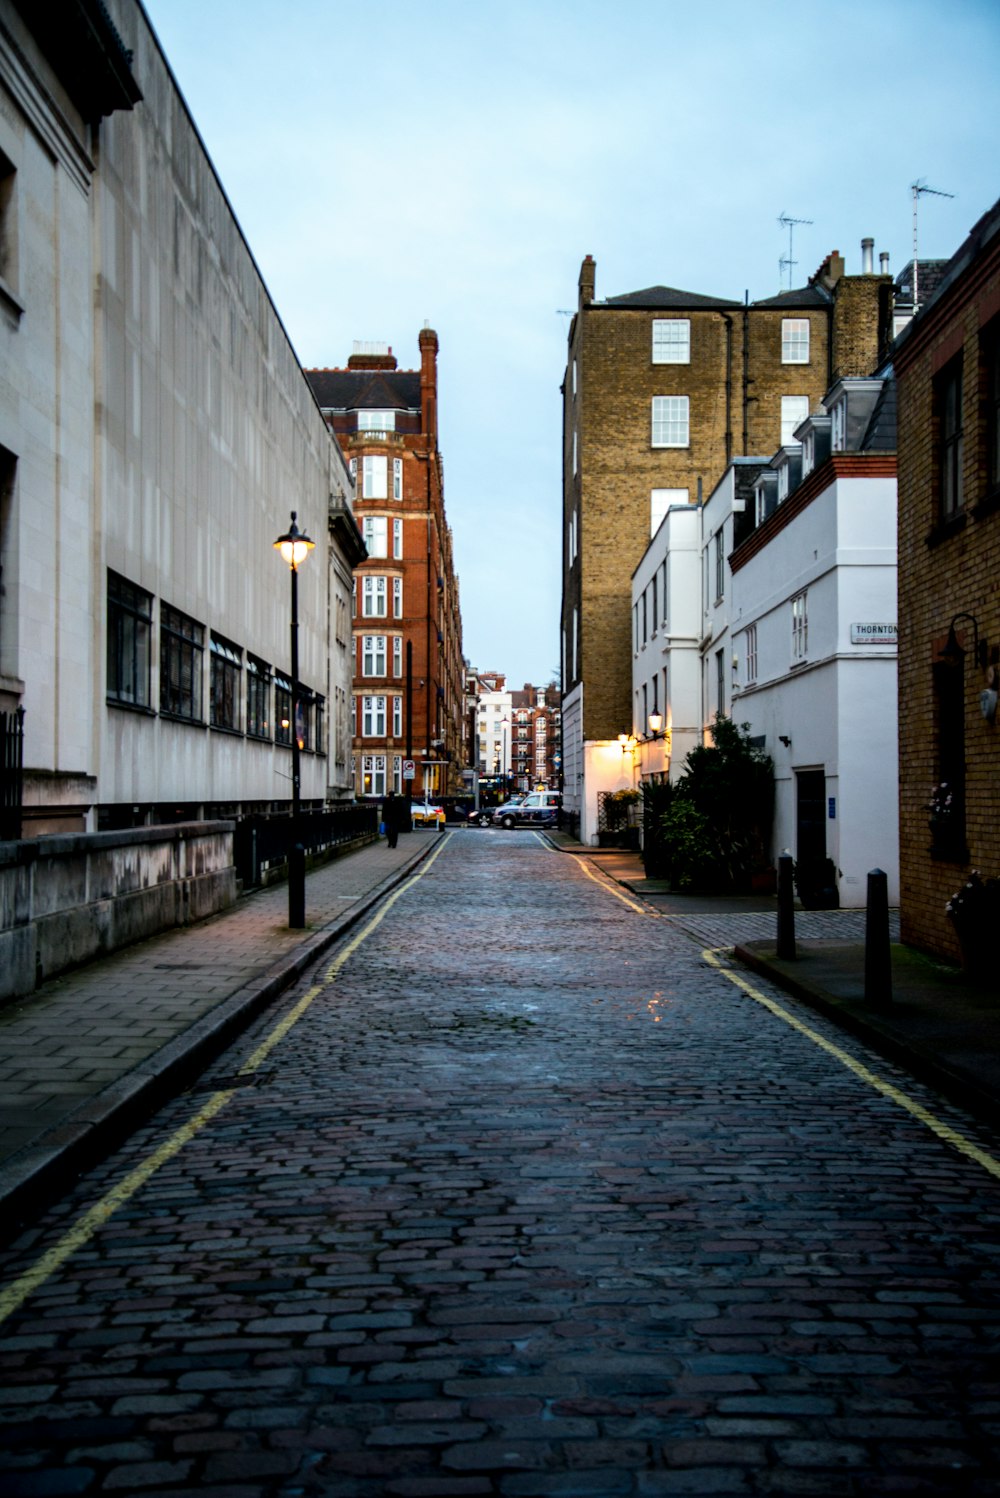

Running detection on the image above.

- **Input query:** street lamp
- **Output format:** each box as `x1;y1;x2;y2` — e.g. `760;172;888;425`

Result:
273;511;314;928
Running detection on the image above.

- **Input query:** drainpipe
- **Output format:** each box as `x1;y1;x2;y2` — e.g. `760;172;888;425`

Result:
722;314;733;463
741;292;749;455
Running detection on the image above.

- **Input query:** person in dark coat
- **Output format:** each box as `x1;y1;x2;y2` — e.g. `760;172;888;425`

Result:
382;790;402;848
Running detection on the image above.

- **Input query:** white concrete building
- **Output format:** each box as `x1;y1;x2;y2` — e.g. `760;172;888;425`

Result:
630;503;702;785
729;377;898;906
698;460;768;742
0;0;362;836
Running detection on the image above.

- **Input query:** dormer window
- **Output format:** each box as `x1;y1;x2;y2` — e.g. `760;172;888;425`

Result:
781;395;809;446
802;430;815;475
831;399;847;451
357;410;396;433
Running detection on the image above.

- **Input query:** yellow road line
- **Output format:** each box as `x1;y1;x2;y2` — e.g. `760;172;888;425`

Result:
703;947;1000;1182
0;835;452;1328
575;855;657;916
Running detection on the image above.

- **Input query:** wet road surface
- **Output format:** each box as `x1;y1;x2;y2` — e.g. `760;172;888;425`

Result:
1;830;999;1495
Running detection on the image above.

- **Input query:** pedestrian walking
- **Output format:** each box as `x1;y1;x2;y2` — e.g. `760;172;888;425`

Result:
381;790;402;848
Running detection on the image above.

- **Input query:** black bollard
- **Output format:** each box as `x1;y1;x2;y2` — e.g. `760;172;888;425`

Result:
864;868;892;1008
777;852;796;960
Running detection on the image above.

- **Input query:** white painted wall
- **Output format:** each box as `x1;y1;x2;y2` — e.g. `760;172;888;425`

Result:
631;504;701;783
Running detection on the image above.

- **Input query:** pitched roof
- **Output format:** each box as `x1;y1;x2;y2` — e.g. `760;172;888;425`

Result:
303;368;421;411
860;376;897;452
602;285;742;310
751;284;832;309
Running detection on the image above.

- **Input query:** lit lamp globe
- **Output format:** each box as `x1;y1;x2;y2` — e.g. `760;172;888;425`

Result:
274;512;315;568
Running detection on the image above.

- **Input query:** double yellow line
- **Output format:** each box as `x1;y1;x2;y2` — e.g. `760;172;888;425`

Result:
0;835;452;1328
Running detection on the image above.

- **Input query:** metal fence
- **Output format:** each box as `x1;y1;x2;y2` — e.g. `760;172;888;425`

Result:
232;801;378;888
0;706;24;842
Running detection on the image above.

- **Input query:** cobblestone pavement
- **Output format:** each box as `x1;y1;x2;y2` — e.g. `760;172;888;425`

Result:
1;831;998;1496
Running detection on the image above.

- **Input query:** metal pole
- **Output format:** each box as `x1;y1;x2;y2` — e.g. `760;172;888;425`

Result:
864;868;892;1008
288;559;305;928
776;852;796;960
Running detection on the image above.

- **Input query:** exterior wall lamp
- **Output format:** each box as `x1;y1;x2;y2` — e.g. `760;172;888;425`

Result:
941;612;988;671
273;510;315;929
647;712;663;738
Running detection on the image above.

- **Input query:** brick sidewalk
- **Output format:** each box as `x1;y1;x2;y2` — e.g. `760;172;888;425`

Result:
0;830;442;1229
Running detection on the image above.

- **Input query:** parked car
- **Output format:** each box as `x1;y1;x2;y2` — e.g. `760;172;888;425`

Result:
491;791;561;829
409;799;445;827
466;798;521;827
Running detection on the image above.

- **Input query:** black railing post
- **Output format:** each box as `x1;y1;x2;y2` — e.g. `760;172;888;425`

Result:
776;852;796;960
0;706;25;842
864;868;893;1009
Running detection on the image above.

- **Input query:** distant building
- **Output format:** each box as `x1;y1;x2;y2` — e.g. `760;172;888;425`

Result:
305;337;466;802
895;198;1000;962
509;683;561;790
562;243;894;843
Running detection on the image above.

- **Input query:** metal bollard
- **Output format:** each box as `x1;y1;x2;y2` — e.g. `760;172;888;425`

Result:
776;852;796;960
864;868;892;1008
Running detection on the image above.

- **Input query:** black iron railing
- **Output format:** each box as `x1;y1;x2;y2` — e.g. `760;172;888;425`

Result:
232;801;377;889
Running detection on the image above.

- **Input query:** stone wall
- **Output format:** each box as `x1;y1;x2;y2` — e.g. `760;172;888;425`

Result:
0;822;235;1001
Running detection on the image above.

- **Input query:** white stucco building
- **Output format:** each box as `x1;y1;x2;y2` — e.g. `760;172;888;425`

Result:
0;0;362;837
729;377;898;905
630;503;701;785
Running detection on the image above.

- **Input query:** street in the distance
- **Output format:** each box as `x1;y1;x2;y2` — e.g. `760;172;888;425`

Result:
1;831;999;1497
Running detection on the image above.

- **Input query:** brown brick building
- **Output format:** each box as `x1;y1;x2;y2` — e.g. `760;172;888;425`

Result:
509;682;561;791
895;198;1000;963
305;333;467;802
561;247;893;842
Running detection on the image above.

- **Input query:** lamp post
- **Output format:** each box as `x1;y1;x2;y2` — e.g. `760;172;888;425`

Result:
273;511;314;928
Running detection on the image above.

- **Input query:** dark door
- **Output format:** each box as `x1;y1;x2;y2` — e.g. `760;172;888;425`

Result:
796;769;826;863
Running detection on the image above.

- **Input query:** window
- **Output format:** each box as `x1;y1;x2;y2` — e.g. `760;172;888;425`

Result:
315;696;325;754
651;487;688;536
362;695;386;737
275;674;292;744
362;754;387;796
0;147;18;296
938;357;964;521
792;591;808;660
985;325;1000;498
210;634;242;731
393;457;403;500
247;655;271;738
362;635;386;677
652;396;689;448
393;577;403;619
651;574;658;634
362;576;387;617
362;455;387;498
781;395;810;446
392;695;402;737
782;318;809;363
745;625;758;684
393;518;403;558
652;319;690;364
831;399;846;451
160;604;204;721
714;529;725;602
358;410;395;433
715;649;725;713
392;636;403;676
107;572;152;707
363;516;388;558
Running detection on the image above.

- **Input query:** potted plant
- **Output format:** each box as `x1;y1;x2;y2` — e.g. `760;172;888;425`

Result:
793;855;839;910
945;871;998;977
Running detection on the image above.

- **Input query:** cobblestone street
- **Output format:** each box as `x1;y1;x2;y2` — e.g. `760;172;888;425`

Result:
1;830;999;1496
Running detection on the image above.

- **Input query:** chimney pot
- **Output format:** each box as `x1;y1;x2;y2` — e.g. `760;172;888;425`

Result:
861;237;874;274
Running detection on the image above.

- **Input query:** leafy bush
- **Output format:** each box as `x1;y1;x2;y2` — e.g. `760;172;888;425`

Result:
643;715;774;893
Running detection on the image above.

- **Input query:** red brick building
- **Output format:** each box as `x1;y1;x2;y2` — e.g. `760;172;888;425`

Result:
895;198;1000;963
305;333;466;801
509;682;561;791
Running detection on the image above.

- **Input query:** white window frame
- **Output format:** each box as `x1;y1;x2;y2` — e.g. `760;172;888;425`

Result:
782;318;810;364
358;410;396;432
652;319;690;364
792;591;808;660
393;457;403;500
745;624;758;684
362;576;387;617
392;695;402;737
392;518;403;558
781;395;810;447
652;396;689;448
392;577;403;619
362;694;387;737
361;753;387;796
362;515;388;558
362;634;386;677
362;455;388;499
714;529;725;602
392;636;403;677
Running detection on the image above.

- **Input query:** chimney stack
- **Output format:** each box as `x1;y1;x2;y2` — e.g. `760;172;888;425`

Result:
579;255;595;310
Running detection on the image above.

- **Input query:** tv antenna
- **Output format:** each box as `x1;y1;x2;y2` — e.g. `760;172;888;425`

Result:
778;212;813;290
911;179;954;310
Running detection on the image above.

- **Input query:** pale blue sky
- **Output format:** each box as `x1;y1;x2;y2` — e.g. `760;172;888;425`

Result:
144;0;999;689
